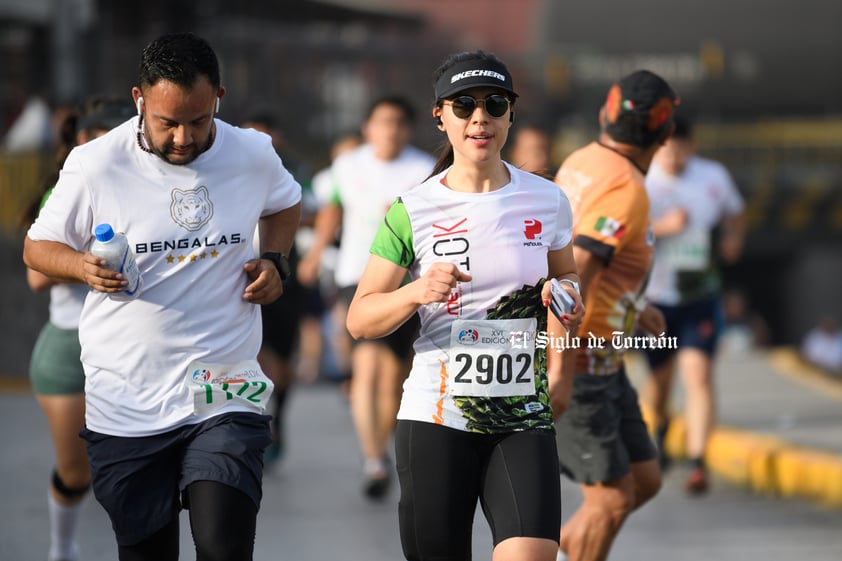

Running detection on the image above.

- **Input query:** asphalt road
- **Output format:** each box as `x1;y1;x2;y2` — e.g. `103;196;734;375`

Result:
3;382;842;561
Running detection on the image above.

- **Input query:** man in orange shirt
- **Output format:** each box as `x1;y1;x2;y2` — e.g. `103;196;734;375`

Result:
553;70;678;561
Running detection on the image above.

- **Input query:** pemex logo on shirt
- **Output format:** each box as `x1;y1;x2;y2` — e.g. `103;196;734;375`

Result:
523;218;542;247
171;186;214;231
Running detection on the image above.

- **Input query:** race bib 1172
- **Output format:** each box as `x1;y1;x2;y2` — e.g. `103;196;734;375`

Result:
187;359;274;415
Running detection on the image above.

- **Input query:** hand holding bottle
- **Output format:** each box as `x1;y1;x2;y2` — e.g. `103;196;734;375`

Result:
89;224;143;300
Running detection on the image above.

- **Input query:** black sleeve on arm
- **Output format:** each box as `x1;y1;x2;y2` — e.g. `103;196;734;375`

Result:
573;234;614;266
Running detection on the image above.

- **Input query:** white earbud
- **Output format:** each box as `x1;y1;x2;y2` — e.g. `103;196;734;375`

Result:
215;97;220;114
136;96;144;116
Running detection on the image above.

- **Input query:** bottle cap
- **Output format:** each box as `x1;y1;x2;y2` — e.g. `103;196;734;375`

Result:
94;223;115;242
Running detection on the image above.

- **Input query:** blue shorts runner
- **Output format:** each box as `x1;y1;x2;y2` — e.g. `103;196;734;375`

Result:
645;296;723;369
81;412;271;546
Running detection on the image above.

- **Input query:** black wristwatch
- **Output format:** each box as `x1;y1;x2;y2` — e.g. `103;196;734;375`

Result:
260;252;292;281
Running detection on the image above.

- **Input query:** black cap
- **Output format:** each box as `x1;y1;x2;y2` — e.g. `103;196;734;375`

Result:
602;70;679;146
434;58;517;100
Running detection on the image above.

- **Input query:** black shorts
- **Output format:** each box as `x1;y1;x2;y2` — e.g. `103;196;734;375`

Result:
260;242;325;358
645;297;723;369
261;290;302;359
338;285;419;359
395;420;560;560
81;412;271;546
555;368;657;484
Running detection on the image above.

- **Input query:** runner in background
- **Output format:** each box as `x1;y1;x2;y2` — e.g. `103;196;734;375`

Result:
507;123;554;177
20;96;134;561
241;113;316;466
308;131;364;386
297;96;434;500
641;115;746;493
553;70;678;561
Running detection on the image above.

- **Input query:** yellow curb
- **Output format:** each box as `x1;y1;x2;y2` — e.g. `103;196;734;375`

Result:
636;349;842;508
639;402;687;460
704;427;786;495
776;448;842;508
653;417;842;506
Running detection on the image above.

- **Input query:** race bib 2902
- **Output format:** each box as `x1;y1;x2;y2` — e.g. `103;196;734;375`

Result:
448;318;537;397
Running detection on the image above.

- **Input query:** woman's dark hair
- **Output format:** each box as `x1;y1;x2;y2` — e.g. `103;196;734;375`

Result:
19;97;129;230
427;50;514;179
138;32;220;90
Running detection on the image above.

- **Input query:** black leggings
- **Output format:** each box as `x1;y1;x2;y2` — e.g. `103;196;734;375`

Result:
117;481;258;561
395;420;561;561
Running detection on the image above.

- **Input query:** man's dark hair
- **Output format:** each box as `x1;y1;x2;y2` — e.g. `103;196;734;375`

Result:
601;70;678;148
138;32;220;90
242;111;279;130
365;96;416;125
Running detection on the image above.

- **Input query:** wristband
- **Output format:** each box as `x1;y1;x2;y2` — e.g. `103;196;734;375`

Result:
261;252;292;281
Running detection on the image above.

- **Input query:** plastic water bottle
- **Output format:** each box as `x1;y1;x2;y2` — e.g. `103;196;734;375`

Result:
91;223;142;301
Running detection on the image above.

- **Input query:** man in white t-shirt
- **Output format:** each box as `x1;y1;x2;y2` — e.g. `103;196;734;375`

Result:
23;32;301;561
298;96;434;499
641;115;745;495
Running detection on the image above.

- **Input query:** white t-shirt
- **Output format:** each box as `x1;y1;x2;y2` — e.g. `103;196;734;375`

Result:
48;284;88;329
330;143;434;288
28;118;301;436
371;163;573;433
646;155;744;305
311;166;334;207
36;188;88;329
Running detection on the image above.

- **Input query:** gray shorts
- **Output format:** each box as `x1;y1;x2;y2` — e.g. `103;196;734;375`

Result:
29;322;85;395
81;412;271;546
555;368;656;484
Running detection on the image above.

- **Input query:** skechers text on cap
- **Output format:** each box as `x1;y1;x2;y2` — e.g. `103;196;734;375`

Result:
434;58;518;100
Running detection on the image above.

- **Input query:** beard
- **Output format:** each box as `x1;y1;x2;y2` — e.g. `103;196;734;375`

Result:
143;121;213;166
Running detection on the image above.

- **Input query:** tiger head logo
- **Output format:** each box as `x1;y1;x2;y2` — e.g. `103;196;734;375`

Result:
170;186;213;231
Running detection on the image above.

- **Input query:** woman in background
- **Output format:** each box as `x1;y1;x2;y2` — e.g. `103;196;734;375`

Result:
21;97;134;561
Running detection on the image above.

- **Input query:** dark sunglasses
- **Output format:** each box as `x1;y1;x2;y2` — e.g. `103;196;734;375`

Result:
445;94;511;119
